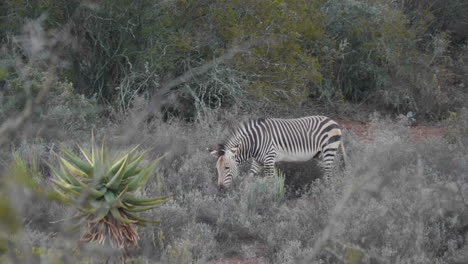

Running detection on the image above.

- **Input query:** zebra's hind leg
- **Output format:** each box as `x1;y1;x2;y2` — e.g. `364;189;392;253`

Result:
248;160;263;177
262;150;276;178
320;140;341;180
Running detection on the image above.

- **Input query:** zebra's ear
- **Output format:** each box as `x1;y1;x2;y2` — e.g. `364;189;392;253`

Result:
207;147;219;157
229;145;239;153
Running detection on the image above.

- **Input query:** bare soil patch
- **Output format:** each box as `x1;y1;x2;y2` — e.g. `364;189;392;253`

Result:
336;118;443;141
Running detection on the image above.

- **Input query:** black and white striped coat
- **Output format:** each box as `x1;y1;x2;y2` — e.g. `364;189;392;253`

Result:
209;116;346;188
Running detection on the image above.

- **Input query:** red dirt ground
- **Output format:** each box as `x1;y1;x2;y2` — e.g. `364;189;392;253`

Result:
335;118;443;141
211;257;264;264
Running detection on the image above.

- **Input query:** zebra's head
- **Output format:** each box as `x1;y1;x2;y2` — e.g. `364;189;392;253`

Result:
208;144;240;189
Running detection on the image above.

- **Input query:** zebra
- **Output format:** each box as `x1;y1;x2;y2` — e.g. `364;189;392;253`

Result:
208;116;346;189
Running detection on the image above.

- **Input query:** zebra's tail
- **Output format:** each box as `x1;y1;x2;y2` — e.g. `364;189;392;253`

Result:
340;142;348;169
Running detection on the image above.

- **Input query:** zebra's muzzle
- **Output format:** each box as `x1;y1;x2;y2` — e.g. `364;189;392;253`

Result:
218;184;226;191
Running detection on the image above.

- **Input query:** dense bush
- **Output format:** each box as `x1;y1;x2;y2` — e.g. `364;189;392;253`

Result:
2;0;466;119
394;0;468;45
0;63;101;139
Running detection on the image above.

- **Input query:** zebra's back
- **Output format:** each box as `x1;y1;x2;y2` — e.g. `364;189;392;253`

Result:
262;116;341;162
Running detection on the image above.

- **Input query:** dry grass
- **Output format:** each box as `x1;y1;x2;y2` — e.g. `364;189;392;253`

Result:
2;106;467;263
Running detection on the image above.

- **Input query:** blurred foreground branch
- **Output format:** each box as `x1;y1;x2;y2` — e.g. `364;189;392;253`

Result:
0;13;74;146
0;66;56;146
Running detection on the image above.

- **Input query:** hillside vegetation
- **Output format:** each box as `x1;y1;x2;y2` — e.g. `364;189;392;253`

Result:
0;0;467;263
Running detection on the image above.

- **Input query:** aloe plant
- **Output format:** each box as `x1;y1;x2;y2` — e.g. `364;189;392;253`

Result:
49;137;169;252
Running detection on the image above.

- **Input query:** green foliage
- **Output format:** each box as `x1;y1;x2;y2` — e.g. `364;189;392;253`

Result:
0;63;101;134
0;65;47;115
0;0;77;41
245;177;274;212
2;0;466;119
162;239;193;264
0;153;57;261
210;0;325;104
319;1;414;100
273;168;286;202
0;197;18;252
395;0;468;44
344;246;364;264
244;168;286;212
443;108;468;146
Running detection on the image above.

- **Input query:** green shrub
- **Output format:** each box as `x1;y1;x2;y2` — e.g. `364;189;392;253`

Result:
210;0;325;105
443;108;468;146
0;64;102;135
272;168;286;202
394;0;468;45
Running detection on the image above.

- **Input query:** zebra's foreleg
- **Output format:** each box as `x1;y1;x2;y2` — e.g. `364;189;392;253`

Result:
263;159;276;178
248;160;263;177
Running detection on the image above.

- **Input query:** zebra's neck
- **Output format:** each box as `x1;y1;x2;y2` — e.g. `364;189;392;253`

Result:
222;119;263;163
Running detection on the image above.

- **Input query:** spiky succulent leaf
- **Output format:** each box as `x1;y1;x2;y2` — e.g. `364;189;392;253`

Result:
106;155;129;190
59;145;93;174
126;212;161;223
124;156;164;192
126;145;141;159
110;208;135;224
59;157;88;178
91;204;111;223
46;161;75;185
124;168;151;192
121;154;145;179
47;187;73;204
82;186;106;200
122;194;171;206
124;205;160;213
58;162;83;187
109;155;127;175
50;178;82;195
100;140;107;164
77;145;93;166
